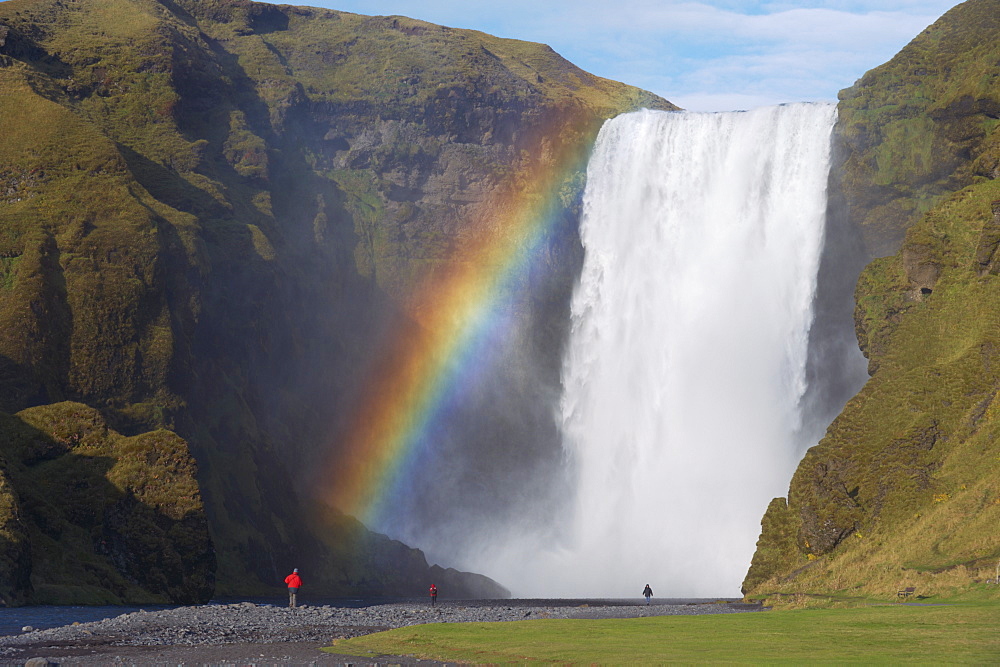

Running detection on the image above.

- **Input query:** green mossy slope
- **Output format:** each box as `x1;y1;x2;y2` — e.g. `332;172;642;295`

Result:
0;457;32;606
745;0;1000;602
834;0;1000;258
0;0;672;600
0;402;213;604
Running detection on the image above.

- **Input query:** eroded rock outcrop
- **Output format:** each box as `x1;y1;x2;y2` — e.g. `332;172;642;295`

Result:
0;402;213;604
833;0;1000;258
745;0;1000;601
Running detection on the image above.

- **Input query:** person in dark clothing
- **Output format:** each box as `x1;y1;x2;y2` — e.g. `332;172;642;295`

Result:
643;584;653;604
429;583;438;606
285;568;302;608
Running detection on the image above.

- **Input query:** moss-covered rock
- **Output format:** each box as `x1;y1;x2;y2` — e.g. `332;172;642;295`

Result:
745;0;1000;600
0;456;32;606
834;0;1000;258
743;497;803;595
0;402;213;605
747;185;1000;599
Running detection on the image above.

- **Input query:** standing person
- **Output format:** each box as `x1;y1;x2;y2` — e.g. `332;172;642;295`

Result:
284;568;302;608
643;584;653;605
429;583;438;607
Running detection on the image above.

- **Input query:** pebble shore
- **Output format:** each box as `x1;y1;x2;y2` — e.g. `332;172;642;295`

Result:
0;599;762;665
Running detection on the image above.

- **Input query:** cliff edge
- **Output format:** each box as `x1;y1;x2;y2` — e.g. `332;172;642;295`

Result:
0;0;674;602
744;0;1000;602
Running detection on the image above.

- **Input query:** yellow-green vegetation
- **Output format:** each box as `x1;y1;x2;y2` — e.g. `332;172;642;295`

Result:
192;4;666;115
745;0;1000;603
327;603;1000;664
0;401;213;604
746;178;1000;600
0;458;32;606
184;0;674;298
835;0;1000;256
0;0;670;600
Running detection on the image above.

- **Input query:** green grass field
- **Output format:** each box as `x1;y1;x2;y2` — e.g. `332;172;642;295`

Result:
326;602;1000;664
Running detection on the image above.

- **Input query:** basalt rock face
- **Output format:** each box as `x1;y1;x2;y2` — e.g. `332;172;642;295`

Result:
0;0;672;601
745;0;1000;601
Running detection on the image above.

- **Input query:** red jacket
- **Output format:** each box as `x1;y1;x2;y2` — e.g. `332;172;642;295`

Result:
285;573;302;588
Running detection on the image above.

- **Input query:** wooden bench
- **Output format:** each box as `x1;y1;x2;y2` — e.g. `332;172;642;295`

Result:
897;586;915;599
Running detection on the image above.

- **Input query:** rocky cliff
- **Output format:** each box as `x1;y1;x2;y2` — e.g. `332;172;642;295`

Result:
744;0;1000;601
0;0;673;603
0;402;214;605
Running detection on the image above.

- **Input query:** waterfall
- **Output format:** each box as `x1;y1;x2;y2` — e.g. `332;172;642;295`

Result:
547;103;838;597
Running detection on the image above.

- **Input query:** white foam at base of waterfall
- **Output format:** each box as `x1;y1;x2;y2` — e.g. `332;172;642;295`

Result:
481;103;838;598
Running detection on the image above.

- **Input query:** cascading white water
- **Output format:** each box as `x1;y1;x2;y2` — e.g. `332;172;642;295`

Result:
543;103;837;597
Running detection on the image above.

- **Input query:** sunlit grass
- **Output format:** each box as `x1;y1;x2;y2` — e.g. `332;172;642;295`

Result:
326;602;1000;664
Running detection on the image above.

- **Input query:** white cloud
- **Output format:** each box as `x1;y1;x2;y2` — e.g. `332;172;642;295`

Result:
534;1;956;109
667;91;784;112
259;0;960;110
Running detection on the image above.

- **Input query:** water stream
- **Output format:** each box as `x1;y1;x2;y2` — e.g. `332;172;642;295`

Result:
484;103;843;597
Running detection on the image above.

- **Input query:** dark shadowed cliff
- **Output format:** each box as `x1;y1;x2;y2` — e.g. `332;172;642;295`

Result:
745;0;1000;602
0;0;674;604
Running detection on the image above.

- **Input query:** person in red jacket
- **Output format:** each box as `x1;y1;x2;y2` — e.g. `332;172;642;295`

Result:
429;583;438;606
284;568;302;608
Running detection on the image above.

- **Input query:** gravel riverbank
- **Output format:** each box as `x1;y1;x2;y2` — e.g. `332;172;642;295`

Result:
0;599;763;666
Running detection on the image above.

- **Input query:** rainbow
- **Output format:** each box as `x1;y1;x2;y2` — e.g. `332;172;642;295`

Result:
320;118;594;528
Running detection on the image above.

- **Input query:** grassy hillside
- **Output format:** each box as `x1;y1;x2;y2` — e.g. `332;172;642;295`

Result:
0;402;213;605
834;0;1000;257
0;0;673;600
744;0;1000;602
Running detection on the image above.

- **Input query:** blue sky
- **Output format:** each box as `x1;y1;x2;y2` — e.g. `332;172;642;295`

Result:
259;0;960;111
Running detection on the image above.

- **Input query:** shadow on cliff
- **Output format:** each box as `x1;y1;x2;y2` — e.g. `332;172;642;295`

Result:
102;18;426;597
0;230;73;417
116;143;233;221
0;517;31;607
796;137;872;451
0;404;215;605
0;355;53;416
